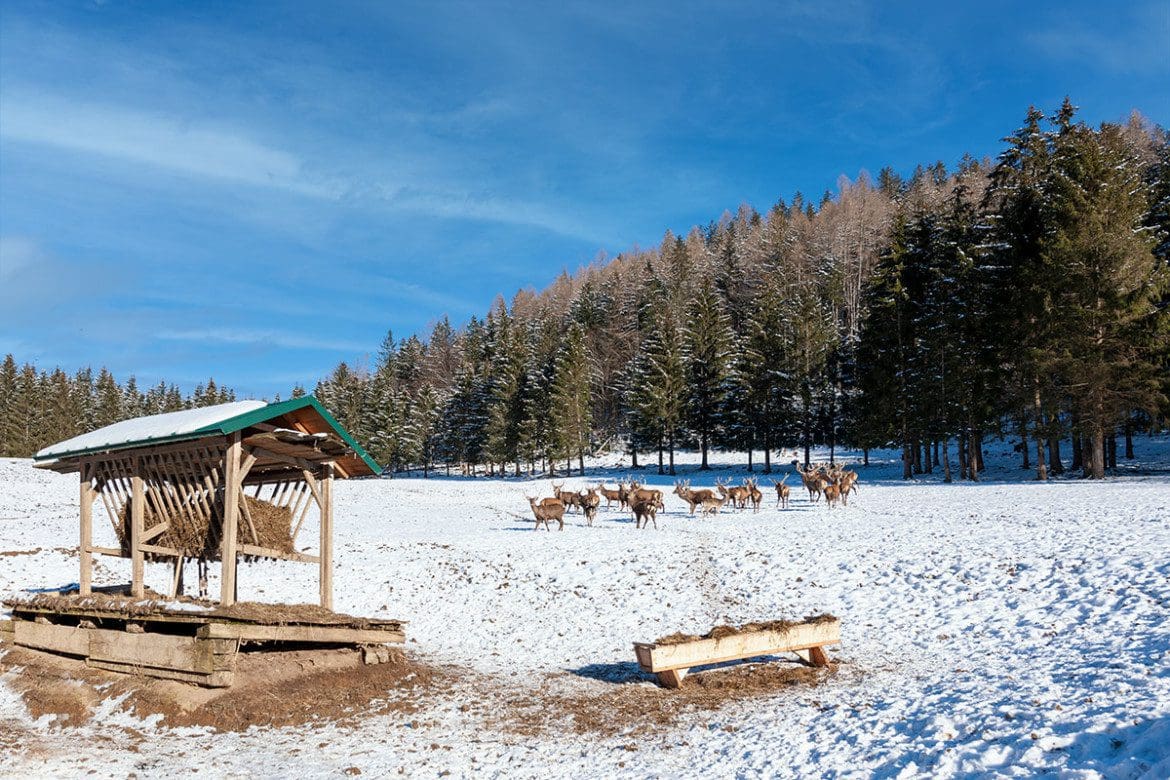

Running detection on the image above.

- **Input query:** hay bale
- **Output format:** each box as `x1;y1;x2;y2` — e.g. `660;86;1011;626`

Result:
118;495;295;561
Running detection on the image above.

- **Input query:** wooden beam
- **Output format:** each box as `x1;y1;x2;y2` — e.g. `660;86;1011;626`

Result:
13;619;91;656
237;485;259;544
88;545;123;557
140;543;183;557
86;659;233;688
130;458;145;599
198;622;404;645
249;446;322;474
220;433;242;606
170;555;185;599
634;618;841;673
79;460;93;596
320;463;334;611
238;451;257;482
237;543;319;563
141;521;169;543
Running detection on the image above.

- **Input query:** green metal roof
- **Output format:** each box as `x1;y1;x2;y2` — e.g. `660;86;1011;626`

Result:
34;395;380;476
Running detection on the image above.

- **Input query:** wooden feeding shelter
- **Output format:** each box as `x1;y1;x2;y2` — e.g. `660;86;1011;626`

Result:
31;396;380;610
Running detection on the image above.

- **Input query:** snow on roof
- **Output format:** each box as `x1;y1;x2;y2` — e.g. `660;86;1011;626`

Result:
35;400;268;461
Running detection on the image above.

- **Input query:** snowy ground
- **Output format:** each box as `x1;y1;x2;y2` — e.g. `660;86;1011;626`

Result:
2;439;1169;778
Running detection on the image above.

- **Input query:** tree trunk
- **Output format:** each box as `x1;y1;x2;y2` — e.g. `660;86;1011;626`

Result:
631;446;639;469
957;432;968;481
1047;434;1064;475
578;449;585;476
924;439;933;474
700;432;710;470
933;439;940;468
942;437;952;483
974;431;985;473
657;441;664;475
863;448;869;467
1071;427;1083;471
1019;413;1030;470
912;440;922;475
668;431;676;476
1089;425;1105;479
764;429;772;473
1033;385;1048;481
1124;417;1134;459
1107;434;1116;471
902;440;913;480
747;448;753;472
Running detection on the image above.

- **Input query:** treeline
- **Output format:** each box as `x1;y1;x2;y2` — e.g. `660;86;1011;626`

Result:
318;101;1168;480
0;355;238;458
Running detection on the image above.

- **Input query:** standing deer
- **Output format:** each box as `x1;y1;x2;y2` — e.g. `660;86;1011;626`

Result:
673;480;717;515
597;483;624;509
699;493;728;516
794;463;826;503
631;495;659;529
628;481;665;512
745;477;763;513
579;487;601;526
525;496;565;531
552;483;583;513
773;474;791;509
716;478;750;510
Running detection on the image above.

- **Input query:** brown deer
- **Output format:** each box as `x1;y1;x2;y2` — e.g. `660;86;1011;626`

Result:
772;474;791;509
822;482;842;509
597;483;624;509
552;482;583;513
525;496;565;531
795;463;826;503
628;481;664;512
744;477;763;513
579;487;601;526
631;495;659;529
716;478;750;510
699;493;728;516
673;479;717;515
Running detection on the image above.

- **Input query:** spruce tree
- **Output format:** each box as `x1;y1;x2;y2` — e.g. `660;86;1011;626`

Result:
683;279;735;469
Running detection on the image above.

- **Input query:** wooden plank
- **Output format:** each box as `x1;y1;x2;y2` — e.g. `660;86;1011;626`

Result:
13;620;91;656
88;545;124;557
221;433;242;606
320;463;333;610
80;461;93;596
141;521;170;543
88;626;214;673
130;462;145;599
237;485;259;544
86;659;233;688
657;669;687;688
197;622;405;645
237;543;319;563
140;543;182;556
636;619;840;672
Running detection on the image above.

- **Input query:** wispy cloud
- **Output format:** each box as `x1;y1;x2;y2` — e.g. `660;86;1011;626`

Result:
156;328;369;353
0;91;339;198
1031;2;1170;74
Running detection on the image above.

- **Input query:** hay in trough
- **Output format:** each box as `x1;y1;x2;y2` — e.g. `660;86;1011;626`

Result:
655;613;838;645
118;494;295;561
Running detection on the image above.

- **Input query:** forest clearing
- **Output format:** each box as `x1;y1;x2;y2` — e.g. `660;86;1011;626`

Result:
2;439;1168;778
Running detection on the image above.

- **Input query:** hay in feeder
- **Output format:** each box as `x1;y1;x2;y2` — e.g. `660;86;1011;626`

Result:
119;494;296;561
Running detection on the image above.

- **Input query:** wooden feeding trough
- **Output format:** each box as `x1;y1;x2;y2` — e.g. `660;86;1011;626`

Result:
633;615;840;688
14;397;402;687
3;594;404;687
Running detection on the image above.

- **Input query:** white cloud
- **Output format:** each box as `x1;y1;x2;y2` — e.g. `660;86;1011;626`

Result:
156;328;368;353
0;92;340;198
0;235;46;280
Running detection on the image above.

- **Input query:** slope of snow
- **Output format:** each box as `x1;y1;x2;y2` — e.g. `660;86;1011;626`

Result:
2;438;1168;778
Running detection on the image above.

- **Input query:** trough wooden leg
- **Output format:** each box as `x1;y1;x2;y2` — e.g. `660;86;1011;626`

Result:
657;668;687;688
796;646;830;667
807;645;830;667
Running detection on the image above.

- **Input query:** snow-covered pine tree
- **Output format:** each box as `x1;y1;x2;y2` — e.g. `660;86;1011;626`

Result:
682;278;735;469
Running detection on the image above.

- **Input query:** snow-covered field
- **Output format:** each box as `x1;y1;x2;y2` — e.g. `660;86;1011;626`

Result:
2;439;1169;778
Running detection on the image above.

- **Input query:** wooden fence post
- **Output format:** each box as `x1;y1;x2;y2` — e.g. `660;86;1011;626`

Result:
221;434;242;606
319;463;334;611
130;457;145;599
79;460;93;596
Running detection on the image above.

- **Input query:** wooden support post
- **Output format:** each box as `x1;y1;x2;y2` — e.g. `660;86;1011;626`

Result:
79;461;93;596
170;555;185;599
657;668;687;688
221;433;242;606
319;462;334;611
130;458;145;599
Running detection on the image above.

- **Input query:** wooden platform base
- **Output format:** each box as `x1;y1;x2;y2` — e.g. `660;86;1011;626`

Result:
634;616;840;689
4;596;405;688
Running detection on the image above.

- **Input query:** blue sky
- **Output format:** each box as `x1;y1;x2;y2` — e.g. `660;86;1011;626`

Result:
1;1;1167;399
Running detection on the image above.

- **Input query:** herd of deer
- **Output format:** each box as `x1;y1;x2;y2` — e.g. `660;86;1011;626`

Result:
523;462;860;531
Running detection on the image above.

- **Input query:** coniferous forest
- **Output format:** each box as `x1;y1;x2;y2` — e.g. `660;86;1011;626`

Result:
4;103;1168;480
